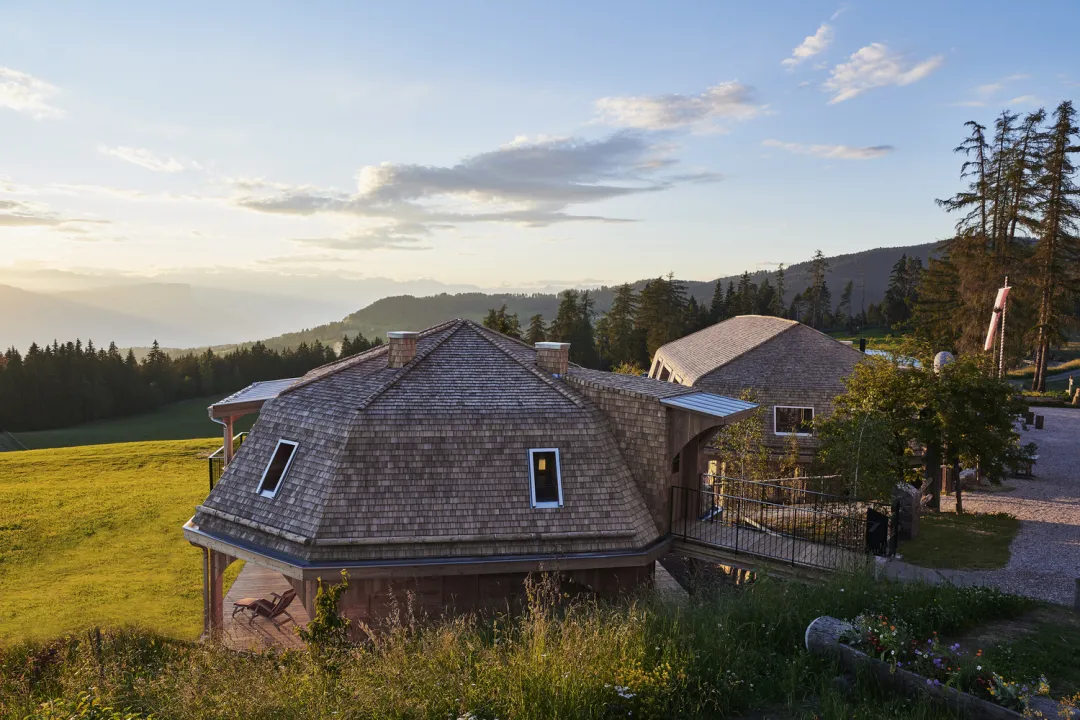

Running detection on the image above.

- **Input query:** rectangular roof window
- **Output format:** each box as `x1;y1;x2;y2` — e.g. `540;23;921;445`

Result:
529;448;563;508
257;439;298;498
774;406;814;436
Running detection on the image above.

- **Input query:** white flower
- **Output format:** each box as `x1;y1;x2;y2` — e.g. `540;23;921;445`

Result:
977;665;982;670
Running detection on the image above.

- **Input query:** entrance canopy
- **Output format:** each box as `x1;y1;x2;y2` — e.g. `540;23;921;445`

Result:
208;378;299;421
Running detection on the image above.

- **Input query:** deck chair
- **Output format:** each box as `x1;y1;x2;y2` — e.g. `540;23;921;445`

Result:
235;589;297;629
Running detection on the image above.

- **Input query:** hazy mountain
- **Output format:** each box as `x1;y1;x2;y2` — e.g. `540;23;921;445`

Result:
253;242;940;352
1;285;183;351
3;242;939;354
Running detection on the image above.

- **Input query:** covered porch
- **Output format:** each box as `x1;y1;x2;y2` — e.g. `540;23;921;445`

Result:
221;563;311;650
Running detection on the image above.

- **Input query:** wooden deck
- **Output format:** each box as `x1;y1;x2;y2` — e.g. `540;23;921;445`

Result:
222;563;310;650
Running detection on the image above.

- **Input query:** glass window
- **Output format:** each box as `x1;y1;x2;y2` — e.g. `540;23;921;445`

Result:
774;407;814;436
658;365;671;381
257;440;298;498
529;449;562;508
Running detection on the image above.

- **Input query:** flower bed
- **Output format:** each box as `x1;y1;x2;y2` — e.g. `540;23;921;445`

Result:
804;615;1073;719
840;614;1049;713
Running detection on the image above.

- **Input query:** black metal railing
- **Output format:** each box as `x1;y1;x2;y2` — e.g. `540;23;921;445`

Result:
669;475;897;571
207;432;248;491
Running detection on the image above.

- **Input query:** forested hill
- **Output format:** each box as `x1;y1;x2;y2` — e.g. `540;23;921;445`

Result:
256;241;938;352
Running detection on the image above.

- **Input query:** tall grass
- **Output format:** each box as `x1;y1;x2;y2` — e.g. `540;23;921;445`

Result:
0;573;1032;720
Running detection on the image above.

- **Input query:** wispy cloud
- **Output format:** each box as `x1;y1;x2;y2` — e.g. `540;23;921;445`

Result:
782;23;834;68
236;132;716;239
294;222;435;252
762;139;893;160
594;82;766;132
824;43;943;103
1007;94;1040;106
0;198;109;228
98;145;187;173
0;66;63;119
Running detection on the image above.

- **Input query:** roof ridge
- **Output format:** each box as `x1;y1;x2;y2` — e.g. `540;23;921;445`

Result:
351;318;468;413
468;321;587;409
280;318;461;396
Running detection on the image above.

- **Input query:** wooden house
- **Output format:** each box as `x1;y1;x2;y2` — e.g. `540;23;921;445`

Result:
185;319;757;637
648;315;865;466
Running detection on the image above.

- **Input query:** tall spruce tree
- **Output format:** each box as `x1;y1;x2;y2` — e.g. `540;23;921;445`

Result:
772;264;786;317
525;314;546;345
1031;101;1080;390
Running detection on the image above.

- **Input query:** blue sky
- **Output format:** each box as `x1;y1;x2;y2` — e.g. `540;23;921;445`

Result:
2;1;1078;290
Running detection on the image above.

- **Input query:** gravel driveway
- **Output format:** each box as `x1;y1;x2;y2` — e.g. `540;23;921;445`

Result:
892;407;1080;606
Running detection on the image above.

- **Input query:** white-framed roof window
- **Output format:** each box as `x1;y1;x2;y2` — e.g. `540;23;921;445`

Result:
257;439;299;498
528;448;563;508
657;365;671;381
774;406;814;436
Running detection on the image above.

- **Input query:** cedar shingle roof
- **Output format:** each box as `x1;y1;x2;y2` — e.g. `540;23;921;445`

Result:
652;315;800;384
195;319;659;563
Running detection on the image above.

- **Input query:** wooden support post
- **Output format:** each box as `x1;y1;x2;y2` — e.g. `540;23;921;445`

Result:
223;416;235;465
206;550;233;640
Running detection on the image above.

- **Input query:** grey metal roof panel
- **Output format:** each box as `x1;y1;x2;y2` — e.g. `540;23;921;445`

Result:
660;392;758;418
212;377;300;408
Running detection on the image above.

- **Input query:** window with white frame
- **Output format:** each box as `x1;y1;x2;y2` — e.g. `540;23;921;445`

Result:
528;448;563;508
657;365;671;381
257;440;298;498
774;406;814;436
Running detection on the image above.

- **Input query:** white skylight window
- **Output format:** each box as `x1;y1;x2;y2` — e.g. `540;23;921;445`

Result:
528;448;563;508
257;440;298;498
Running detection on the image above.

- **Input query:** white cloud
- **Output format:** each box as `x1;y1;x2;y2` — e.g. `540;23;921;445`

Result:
236;132;718;235
1007;94;1040;106
294;223;435;252
782;23;833;68
0;66;63;119
98;145;186;173
594;81;766;132
823;43;943;103
762;139;893;160
0;197;109;228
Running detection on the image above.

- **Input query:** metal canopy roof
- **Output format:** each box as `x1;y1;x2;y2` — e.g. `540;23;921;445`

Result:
208;377;299;419
660;392;758;419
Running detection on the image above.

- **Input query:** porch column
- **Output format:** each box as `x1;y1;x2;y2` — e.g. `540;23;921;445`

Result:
206;549;233;639
223;416;235;466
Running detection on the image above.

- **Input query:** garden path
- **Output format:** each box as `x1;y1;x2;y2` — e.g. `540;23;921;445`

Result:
885;407;1080;606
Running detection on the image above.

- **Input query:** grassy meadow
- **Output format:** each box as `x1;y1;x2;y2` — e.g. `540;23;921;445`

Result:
12;395;257;450
0;439;241;644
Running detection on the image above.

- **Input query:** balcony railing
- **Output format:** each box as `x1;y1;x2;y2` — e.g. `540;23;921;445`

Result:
208;432;248;491
669;475;897;572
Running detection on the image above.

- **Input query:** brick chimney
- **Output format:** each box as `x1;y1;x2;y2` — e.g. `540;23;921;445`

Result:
535;342;570;376
387;331;419;368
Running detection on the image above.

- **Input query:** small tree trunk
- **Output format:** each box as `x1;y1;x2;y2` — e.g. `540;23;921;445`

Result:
953;460;964;514
924;440;942;511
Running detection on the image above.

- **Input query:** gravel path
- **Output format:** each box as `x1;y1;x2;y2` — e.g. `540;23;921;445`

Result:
888;407;1080;606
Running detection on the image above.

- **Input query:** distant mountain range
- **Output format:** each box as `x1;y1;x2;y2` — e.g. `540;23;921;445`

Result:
3;241;938;355
256;241;939;352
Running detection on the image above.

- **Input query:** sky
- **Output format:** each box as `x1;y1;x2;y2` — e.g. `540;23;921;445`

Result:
2;1;1079;291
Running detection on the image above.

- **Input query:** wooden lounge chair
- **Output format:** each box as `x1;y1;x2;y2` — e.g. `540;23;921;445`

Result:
232;589;297;629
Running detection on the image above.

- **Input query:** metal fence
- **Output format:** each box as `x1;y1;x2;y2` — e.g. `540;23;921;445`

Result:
207;432;248;491
669;475;897;572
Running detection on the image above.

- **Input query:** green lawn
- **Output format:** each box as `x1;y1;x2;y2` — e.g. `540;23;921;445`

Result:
12;395;256;450
900;512;1020;570
826;327;907;352
0;439;241;644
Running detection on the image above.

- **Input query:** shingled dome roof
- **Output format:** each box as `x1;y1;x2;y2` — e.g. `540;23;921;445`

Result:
193;319;660;564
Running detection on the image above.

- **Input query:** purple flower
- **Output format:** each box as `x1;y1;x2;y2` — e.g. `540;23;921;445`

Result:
949;643;961;652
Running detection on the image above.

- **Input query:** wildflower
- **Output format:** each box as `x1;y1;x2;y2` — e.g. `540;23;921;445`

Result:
977;665;982;671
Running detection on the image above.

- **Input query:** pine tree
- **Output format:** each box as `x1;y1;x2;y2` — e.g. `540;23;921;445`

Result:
525;314;546;345
1031;101;1080;391
636;275;687;357
709;280;726;323
804;250;830;328
601;284;644;368
838;280;855;329
772;265;786;317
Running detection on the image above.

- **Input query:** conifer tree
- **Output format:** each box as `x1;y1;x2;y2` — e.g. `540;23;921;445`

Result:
772;264;786;317
525;314;546;345
1031;101;1080;390
709;280;726;323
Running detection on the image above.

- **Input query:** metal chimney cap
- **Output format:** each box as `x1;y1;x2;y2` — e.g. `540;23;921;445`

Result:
535;342;570;350
387;331;419;339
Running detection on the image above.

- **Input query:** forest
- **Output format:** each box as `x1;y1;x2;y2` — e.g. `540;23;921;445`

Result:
0;334;379;433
